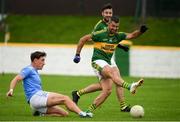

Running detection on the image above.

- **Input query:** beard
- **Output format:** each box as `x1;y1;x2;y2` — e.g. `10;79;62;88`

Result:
104;17;110;23
110;29;118;34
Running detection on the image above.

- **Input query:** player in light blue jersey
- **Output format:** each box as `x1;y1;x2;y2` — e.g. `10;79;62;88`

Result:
6;51;92;118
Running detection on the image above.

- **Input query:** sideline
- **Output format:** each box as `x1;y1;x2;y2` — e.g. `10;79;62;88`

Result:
1;42;180;50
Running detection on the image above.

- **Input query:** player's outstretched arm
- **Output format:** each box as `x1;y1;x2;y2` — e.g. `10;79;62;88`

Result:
73;34;92;63
6;74;23;97
126;25;148;40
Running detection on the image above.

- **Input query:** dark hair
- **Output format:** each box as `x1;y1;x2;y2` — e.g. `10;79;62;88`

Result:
101;3;113;12
110;16;120;23
30;51;46;62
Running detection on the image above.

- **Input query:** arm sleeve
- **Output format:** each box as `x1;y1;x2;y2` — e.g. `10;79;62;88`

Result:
19;67;31;79
118;32;127;40
91;32;99;42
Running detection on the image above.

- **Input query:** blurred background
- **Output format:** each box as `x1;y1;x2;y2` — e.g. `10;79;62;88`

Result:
0;0;180;78
0;0;180;45
2;0;180;16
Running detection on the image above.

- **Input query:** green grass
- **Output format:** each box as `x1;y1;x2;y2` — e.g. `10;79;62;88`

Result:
1;15;99;44
0;74;180;121
1;15;180;46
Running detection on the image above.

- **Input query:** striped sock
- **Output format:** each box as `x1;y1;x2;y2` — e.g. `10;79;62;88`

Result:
122;82;131;90
77;89;86;96
86;104;97;112
120;101;128;110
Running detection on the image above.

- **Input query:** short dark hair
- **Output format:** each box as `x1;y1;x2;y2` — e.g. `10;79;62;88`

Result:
30;51;46;62
110;16;120;23
101;3;113;12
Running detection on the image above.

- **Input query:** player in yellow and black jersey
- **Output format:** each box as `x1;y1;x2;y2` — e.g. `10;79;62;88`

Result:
73;15;148;114
72;3;130;112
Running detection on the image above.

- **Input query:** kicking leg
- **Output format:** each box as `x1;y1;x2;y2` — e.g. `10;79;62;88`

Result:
103;66;144;94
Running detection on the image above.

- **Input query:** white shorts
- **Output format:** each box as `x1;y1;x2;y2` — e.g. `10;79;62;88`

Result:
29;91;49;114
92;59;117;80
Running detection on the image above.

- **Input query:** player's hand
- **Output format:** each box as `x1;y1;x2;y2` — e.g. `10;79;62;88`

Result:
6;89;13;97
140;25;148;33
117;44;129;52
73;54;81;63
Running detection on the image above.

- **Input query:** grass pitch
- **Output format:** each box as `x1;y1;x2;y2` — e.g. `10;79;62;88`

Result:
1;15;180;46
0;74;180;121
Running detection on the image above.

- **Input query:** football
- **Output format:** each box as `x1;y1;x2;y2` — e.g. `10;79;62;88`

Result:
130;105;144;118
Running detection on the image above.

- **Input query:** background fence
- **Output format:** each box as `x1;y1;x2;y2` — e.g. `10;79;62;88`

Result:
1;43;180;79
1;0;180;17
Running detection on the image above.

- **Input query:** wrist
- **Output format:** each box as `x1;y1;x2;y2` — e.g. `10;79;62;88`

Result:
10;89;13;92
75;54;80;56
118;44;122;47
118;44;125;48
140;30;145;33
140;25;148;33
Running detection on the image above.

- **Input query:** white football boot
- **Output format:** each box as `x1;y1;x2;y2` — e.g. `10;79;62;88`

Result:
86;112;93;118
130;79;144;94
79;111;93;118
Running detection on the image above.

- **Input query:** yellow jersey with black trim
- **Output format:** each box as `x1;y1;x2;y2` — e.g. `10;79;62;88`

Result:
91;29;126;64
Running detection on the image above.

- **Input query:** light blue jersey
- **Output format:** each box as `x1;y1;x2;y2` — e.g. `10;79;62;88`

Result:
20;65;42;102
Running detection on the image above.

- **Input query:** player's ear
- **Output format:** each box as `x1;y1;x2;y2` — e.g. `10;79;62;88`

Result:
33;58;38;63
101;11;104;16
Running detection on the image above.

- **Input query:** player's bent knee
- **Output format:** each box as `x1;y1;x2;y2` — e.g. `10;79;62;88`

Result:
103;89;112;97
102;66;113;77
107;89;112;95
63;96;72;103
61;111;69;117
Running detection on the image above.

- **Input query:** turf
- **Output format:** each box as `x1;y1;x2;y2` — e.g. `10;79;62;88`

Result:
0;74;180;121
1;15;180;46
